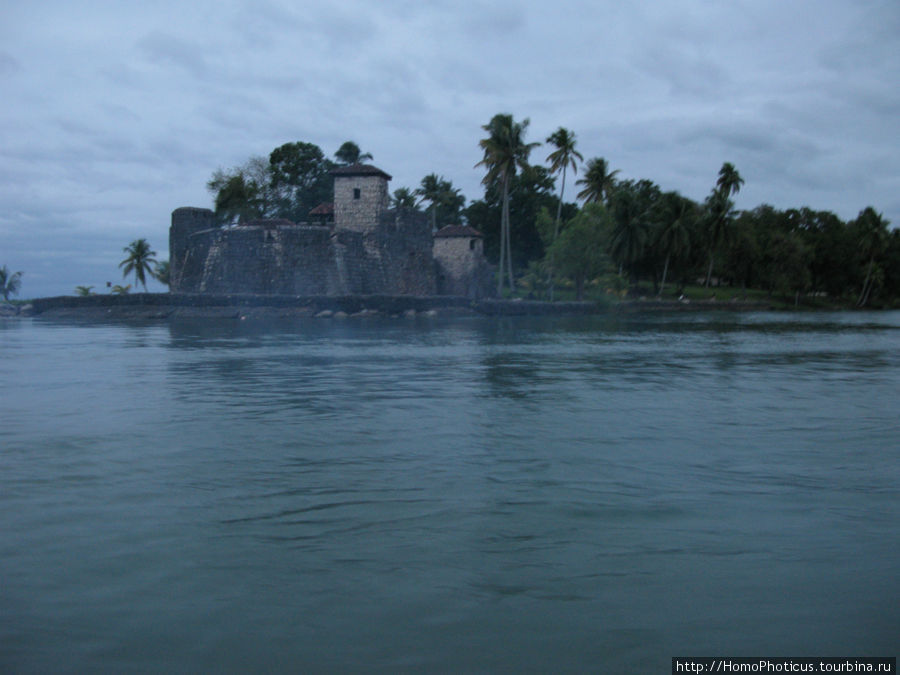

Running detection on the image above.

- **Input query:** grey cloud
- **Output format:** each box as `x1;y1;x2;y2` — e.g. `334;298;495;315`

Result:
0;50;22;76
459;1;527;38
637;45;730;99
232;0;302;44
137;31;210;78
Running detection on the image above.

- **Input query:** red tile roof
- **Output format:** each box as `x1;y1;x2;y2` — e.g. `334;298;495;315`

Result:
434;224;483;238
329;163;392;180
309;202;334;215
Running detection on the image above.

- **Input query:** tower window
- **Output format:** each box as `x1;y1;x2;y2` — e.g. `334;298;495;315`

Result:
353;188;361;199
469;239;476;250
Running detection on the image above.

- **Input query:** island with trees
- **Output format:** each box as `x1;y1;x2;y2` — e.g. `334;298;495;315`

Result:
6;116;899;317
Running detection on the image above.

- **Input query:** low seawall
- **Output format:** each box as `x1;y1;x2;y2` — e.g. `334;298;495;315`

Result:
26;294;603;319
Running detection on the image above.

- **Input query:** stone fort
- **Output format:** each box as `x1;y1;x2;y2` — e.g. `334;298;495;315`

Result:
169;164;493;299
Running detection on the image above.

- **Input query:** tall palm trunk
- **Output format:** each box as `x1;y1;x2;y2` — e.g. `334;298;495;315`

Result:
658;252;671;298
549;163;567;301
503;183;514;291
705;251;714;288
497;174;510;295
857;256;874;307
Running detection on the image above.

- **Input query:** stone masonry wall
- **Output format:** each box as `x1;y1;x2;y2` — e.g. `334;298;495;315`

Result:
169;207;215;293
170;207;437;296
198;225;340;295
434;236;494;298
333;175;389;233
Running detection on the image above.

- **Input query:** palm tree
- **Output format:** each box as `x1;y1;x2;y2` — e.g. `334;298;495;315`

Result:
391;187;418;210
609;189;650;279
855;207;889;306
415;174;465;232
154;260;170;288
0;265;23;301
576;157;619;205
654;193;693;296
704;163;744;287
119;239;157;292
716;162;745;198
545;127;583;300
75;285;94;296
416;174;445;232
334;141;373;165
476;113;539;294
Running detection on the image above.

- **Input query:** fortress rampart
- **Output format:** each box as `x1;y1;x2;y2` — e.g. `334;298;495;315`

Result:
169;164;493;298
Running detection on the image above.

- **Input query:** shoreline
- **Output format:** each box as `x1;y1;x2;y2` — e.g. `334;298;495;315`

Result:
1;292;792;320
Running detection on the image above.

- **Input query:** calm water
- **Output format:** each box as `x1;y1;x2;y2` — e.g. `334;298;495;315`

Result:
1;312;898;673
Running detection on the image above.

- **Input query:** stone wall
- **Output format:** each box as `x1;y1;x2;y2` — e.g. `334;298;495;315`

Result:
198;225;340;295
169;208;437;296
433;235;494;299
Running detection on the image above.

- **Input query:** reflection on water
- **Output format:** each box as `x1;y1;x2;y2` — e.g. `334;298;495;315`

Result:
1;312;898;672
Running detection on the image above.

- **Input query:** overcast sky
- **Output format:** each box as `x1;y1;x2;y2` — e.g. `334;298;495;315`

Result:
1;0;897;298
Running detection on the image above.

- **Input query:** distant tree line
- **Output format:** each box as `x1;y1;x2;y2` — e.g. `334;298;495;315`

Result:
206;121;898;307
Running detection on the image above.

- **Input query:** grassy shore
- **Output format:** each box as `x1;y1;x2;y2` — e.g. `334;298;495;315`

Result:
507;277;898;310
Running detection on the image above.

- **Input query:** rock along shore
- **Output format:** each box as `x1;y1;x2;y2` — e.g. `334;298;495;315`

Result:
17;294;608;320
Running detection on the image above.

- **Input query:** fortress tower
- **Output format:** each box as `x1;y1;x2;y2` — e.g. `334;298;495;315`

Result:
169;207;215;292
433;225;493;298
331;164;391;233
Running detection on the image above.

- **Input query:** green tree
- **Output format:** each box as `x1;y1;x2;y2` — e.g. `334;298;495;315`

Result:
758;230;811;303
608;179;659;282
207;161;267;225
881;229;900;302
476;113;539;294
653;192;695;296
853;207;890;306
716;162;745;198
723;210;763;291
269;142;334;222
391;187;418;210
75;285;94;296
334;141;373;165
464;165;562;269
0;266;23;301
154;260;170;287
417;173;448;232
416;174;465;231
545;127;583;299
208;144;335;225
546;203;612;300
704;162;744;287
216;174;262;224
791;208;852;297
576;157;619;205
119;239;157;292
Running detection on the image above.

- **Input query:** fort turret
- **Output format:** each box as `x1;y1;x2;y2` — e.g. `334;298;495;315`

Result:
433;225;493;298
169;207;215;292
331;164;391;233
